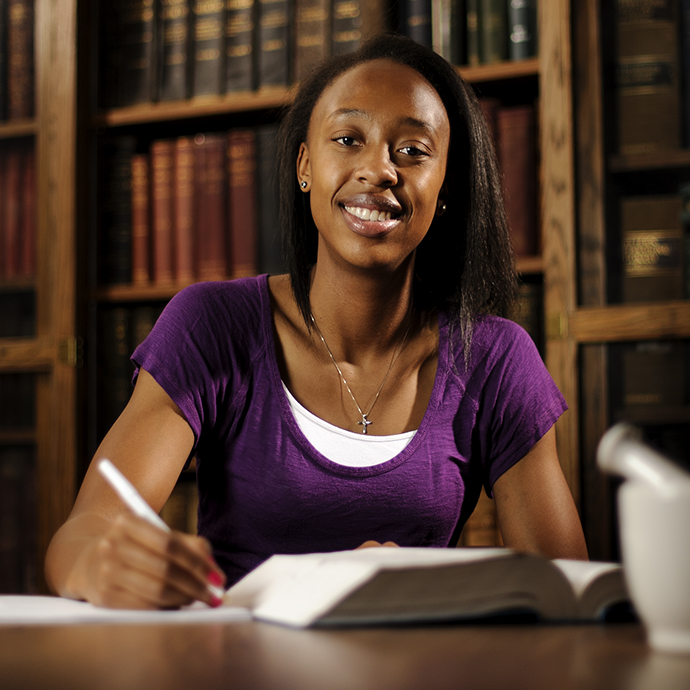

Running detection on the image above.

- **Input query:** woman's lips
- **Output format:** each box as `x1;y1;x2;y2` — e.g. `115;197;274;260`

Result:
339;204;402;238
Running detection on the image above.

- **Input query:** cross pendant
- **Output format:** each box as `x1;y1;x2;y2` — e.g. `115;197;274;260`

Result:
358;415;372;434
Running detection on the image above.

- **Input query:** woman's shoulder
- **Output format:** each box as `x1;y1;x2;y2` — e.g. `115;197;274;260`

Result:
445;314;536;362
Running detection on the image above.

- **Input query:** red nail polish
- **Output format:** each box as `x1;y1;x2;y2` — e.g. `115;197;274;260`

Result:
210;595;223;608
208;571;223;587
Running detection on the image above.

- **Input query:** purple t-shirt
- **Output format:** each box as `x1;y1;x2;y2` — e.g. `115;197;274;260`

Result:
132;275;567;585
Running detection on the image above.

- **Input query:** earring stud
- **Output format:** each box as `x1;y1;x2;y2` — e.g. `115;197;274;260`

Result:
300;181;308;189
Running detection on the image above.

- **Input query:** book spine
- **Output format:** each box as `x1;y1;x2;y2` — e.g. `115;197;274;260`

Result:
118;0;158;105
194;133;228;280
465;0;480;66
130;153;151;286
7;0;33;119
255;123;283;274
496;104;537;257
227;128;258;277
615;0;681;155
0;152;5;281
257;0;292;87
159;0;191;101
620;195;684;302
294;0;329;80
150;139;175;285
508;0;535;61
130;304;160;350
173;136;196;283
0;0;8;121
191;0;225;96
479;0;507;64
331;0;362;56
431;0;451;60
19;139;34;278
400;0;432;49
448;0;465;65
225;0;256;92
2;142;21;278
681;0;690;147
100;137;136;285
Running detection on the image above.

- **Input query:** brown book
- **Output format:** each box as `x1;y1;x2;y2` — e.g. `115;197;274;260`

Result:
118;0;158;105
131;153;151;286
159;0;191;101
2;143;22;278
227;129;258;278
615;0;681;155
478;96;500;151
173;136;196;284
294;0;329;81
19;141;35;278
496;104;538;257
620;195;684;302
194;133;228;281
225;0;256;92
150;139;175;286
191;0;225;97
7;0;34;120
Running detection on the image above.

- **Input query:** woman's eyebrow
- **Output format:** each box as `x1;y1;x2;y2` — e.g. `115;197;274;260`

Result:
327;108;439;134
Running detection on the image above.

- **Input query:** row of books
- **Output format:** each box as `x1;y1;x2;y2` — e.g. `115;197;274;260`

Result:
400;0;537;67
0;0;34;121
0;445;37;594
0;371;34;430
99;0;391;107
99;125;283;287
0;139;35;282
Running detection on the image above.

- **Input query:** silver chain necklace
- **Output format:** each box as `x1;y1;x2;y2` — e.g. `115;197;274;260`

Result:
310;313;413;434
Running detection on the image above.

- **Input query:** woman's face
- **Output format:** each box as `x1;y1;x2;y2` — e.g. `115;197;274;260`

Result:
298;59;451;274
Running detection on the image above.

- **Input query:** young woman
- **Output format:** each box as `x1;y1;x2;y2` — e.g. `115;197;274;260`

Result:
46;34;587;610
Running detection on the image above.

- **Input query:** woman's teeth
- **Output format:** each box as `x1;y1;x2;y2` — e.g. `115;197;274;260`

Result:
344;205;394;222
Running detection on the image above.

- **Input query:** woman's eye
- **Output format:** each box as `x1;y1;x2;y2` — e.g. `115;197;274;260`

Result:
334;136;358;146
399;146;427;157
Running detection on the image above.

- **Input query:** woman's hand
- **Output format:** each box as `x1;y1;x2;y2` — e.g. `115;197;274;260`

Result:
68;513;225;609
356;540;400;549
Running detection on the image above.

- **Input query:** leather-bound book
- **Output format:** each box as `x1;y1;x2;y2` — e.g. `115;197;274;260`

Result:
294;0;329;79
465;0;480;66
159;0;191;101
191;0;225;96
227;129;258;278
7;0;34;119
193;133;228;281
614;0;681;155
255;123;283;274
508;0;536;61
150;139;175;286
225;0;257;92
19;140;35;278
2;142;21;278
0;0;8;121
480;0;507;64
173;136;196;284
257;0;292;87
398;0;432;49
130;153;151;286
117;0;157;105
620;195;684;302
496;104;537;257
432;0;465;64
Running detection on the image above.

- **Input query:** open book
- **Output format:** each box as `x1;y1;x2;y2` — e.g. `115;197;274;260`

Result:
225;547;631;628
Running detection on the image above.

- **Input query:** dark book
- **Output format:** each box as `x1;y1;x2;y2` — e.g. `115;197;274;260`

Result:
227;128;258;277
681;0;690;147
130;304;161;350
479;0;507;64
194;133;228;280
508;0;535;61
620;195;684;302
158;0;191;101
7;0;34;119
0;1;8;121
2;142;21;278
0;290;34;337
97;307;133;442
614;0;681;155
131;153;151;285
465;0;480;66
0;372;35;429
225;0;257;92
496;104;537;257
150;139;175;285
99;136;136;285
99;2;123;109
117;0;158;105
255;123;283;274
173;136;196;283
681;181;690;298
399;0;432;49
294;0;328;80
478;96;500;150
432;0;464;64
191;0;225;96
19;141;34;278
256;0;292;87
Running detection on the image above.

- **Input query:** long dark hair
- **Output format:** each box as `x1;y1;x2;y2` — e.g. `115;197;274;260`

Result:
277;33;517;351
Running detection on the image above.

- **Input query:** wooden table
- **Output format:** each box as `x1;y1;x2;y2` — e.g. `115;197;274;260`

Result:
1;621;689;690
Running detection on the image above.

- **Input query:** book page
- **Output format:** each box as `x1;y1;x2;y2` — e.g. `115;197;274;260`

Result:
0;596;251;626
551;560;622;598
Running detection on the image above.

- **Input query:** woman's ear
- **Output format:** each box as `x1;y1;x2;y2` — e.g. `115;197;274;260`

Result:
297;142;311;191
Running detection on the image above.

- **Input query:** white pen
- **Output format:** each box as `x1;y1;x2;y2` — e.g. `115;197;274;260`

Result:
97;458;225;602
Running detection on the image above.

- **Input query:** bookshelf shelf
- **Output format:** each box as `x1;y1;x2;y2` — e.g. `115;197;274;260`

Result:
0;429;36;445
0;337;55;373
0;119;37;139
516;255;544;275
457;57;539;84
609;149;690;172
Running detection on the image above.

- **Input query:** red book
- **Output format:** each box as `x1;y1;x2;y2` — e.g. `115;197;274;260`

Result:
227;129;258;278
496;105;538;257
19;142;35;278
3;143;22;278
131;153;150;285
173;137;196;284
7;0;34;120
194;133;227;281
150;140;175;285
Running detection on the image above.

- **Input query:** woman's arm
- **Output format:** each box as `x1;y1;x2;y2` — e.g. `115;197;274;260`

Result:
493;426;589;560
45;368;226;608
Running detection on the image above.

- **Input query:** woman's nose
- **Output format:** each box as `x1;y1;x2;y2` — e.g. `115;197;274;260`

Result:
356;145;398;187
